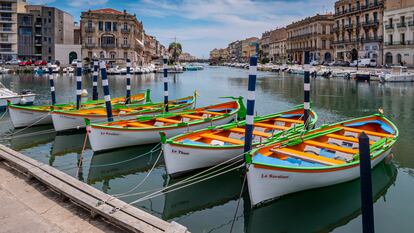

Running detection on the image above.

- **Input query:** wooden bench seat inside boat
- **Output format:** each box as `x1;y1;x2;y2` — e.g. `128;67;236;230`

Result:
181;114;204;119
254;123;289;131
304;140;358;154
155;118;182;124
199;111;224;116
271;148;346;166
229;128;272;137
342;127;394;138
125;122;153;128
274;118;303;124
200;133;244;145
327;134;375;145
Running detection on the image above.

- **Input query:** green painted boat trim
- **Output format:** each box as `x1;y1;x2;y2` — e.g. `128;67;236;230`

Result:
247;113;399;170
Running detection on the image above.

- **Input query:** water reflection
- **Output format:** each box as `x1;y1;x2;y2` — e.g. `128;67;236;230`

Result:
244;162;397;233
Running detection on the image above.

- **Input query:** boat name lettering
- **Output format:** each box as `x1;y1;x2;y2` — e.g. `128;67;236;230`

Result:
21;111;34;115
100;132;120;136
261;174;289;179
171;149;189;155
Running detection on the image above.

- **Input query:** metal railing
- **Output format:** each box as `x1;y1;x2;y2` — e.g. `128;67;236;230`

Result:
385;24;393;29
121;44;130;49
0;48;13;52
85;43;96;48
396;22;406;28
101;43;115;49
409;21;414;27
85;26;95;33
0;27;12;32
0;7;13;11
334;1;383;16
362;20;379;27
121;28;130;33
0;17;12;21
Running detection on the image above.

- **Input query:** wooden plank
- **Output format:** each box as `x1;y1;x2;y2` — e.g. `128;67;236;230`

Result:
271;148;345;166
304;140;358;154
274;118;303;124
229;128;271;138
326;133;374;145
200;133;244;145
199;111;223;116
181;114;203;120
126;122;154;128
156;118;182;124
342;127;395;138
0;145;186;233
254;123;289;131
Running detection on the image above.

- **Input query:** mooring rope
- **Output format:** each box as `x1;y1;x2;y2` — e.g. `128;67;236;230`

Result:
8;112;50;136
229;163;250;233
76;133;89;176
0;107;8;121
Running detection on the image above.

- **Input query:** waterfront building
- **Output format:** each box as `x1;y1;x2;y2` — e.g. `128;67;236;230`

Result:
178;52;196;62
333;0;384;64
19;5;79;64
286;14;334;64
383;0;414;67
241;37;259;62
209;48;228;63
269;28;287;64
0;0;26;61
80;8;145;66
259;31;270;62
227;40;242;62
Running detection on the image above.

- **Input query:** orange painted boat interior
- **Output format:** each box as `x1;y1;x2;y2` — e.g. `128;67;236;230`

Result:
100;101;239;128
254;116;395;167
174;109;308;146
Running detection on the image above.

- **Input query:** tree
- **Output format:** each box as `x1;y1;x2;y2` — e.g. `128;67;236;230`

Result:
168;42;182;64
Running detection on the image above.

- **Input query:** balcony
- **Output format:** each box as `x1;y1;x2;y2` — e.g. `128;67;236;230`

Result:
0;17;12;22
362;20;379;28
396;22;406;28
0;48;13;52
362;36;383;43
121;28;130;34
0;27;12;33
409;21;414;27
334;1;383;17
0;39;13;43
34;22;42;27
0;7;13;12
344;23;353;30
385;24;393;30
101;43;115;49
85;26;95;33
85;43;96;49
385;41;413;46
121;44;130;49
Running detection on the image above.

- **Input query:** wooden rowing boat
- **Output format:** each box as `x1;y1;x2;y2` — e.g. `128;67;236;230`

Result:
161;105;317;177
52;95;196;132
87;99;245;152
246;114;398;206
8;91;149;128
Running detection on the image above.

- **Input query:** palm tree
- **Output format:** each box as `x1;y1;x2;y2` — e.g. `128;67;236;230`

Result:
168;42;182;64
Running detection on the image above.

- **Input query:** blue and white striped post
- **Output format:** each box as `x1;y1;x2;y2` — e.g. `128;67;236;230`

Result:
126;58;131;104
76;60;82;109
47;61;56;105
163;55;169;112
243;56;258;153
92;59;99;100
100;60;113;122
303;51;311;130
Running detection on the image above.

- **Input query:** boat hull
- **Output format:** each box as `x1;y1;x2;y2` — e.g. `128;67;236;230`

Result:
163;143;244;177
247;148;392;206
90;114;236;152
9;107;51;128
0;94;35;111
383;74;414;82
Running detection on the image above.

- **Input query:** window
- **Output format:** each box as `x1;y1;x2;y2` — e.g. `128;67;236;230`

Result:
356;16;360;25
373;12;378;22
87;20;92;28
123;37;128;44
348;17;351;25
389;34;393;44
401;33;405;44
348;4;351;11
48;18;51;23
356;1;360;10
88;51;92;58
48;47;51;53
389;18;393;26
401;16;405;24
123;22;128;30
98;21;103;31
105;22;111;32
110;52;116;59
124;52;128;59
44;37;47;41
48;11;51;17
113;22;117;31
87;36;92;44
365;14;369;23
365;0;369;6
48;37;51;43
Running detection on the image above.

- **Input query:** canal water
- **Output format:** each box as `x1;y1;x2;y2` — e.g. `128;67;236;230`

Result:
0;67;413;232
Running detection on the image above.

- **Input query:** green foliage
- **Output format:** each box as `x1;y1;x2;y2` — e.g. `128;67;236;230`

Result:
168;42;182;63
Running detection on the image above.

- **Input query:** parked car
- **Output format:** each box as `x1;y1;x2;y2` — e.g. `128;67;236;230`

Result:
34;60;47;66
350;59;377;67
5;59;21;65
18;60;33;66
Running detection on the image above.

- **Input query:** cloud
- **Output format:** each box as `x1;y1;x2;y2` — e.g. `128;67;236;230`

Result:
67;0;108;7
133;0;336;57
27;0;56;4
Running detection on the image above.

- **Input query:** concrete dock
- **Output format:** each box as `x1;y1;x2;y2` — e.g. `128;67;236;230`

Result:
0;144;188;233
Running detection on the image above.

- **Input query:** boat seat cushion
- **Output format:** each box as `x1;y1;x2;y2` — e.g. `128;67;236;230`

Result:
280;114;303;119
211;140;225;146
182;139;208;146
344;120;395;134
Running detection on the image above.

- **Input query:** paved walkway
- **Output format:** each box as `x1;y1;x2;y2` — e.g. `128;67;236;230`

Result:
0;162;121;233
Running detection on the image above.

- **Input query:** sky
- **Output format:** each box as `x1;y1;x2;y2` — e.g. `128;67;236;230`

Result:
27;0;337;58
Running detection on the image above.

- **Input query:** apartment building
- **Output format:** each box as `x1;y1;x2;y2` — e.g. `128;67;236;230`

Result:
286;14;334;64
241;37;259;62
227;40;242;62
383;0;414;67
18;5;78;63
259;31;271;61
269;28;287;63
333;0;384;64
80;8;145;65
0;0;26;61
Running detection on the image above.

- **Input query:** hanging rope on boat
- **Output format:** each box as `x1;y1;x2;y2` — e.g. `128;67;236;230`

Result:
105;148;163;203
229;163;250;233
0;107;8;121
8;112;50;136
0;128;55;141
76;132;89;176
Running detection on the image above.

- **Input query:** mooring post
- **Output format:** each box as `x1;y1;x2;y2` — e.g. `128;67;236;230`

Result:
243;55;258;153
92;59;99;100
100;60;113;122
47;61;56;105
76;60;82;109
163;55;169;112
359;132;375;233
303;51;311;130
126;58;131;104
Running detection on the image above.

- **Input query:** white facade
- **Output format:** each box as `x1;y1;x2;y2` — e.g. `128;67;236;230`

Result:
383;6;414;67
55;44;81;65
269;39;287;63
